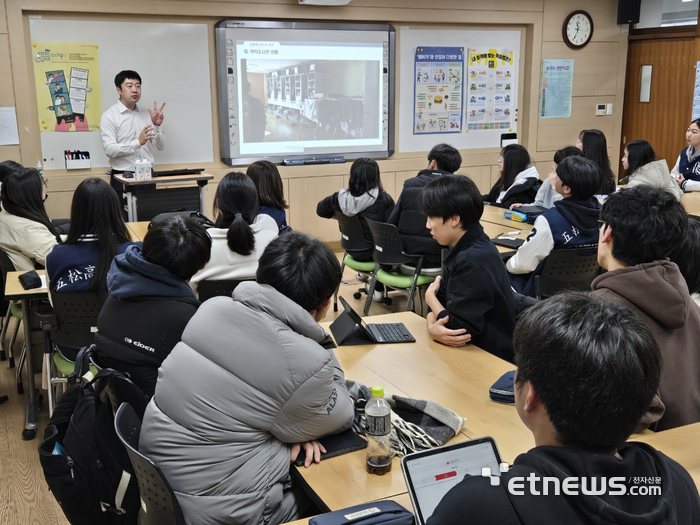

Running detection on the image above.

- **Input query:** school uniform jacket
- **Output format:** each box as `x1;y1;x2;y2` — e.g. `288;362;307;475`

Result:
482;166;542;209
507;197;600;297
671;146;700;191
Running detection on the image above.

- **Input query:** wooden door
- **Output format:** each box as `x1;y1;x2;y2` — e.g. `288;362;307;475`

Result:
620;38;695;176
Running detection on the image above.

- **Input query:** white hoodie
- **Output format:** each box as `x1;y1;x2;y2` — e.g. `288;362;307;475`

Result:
496;165;540;204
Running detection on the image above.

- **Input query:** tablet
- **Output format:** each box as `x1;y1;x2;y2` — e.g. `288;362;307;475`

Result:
401;437;503;525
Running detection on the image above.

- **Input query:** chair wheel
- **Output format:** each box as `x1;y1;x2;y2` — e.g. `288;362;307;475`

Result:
8;357;14;368
353;292;362;300
384;298;392;305
22;429;36;441
0;350;5;361
0;395;8;404
17;382;23;395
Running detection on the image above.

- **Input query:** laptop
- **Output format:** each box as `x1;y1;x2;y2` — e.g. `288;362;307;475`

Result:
517;204;548;215
151;168;205;177
330;296;415;345
401;437;503;525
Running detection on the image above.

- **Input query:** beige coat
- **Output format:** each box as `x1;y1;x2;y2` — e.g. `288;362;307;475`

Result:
0;209;57;270
627;159;683;201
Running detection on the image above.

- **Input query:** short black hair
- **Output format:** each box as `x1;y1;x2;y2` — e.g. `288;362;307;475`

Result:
553;146;581;165
114;70;142;89
428;144;461;173
348;158;383;196
601;186;688;266
625;139;656;176
514;292;661;452
420;174;483;230
669;217;700;295
142;216;212;281
555;156;602;200
256;232;341;312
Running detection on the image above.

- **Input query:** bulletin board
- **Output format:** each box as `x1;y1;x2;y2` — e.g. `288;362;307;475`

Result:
29;19;214;169
399;27;522;153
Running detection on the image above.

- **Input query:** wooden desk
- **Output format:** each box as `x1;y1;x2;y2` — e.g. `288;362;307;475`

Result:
5;270;48;440
481;205;534;230
127;221;150;242
682;191;700;216
633;422;700;489
283;494;414;525
480;221;531;254
113;172;214;222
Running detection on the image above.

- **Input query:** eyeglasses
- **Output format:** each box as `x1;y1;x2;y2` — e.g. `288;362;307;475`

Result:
41;176;48;188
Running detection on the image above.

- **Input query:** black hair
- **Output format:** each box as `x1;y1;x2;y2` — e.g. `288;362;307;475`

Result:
669;217;700;295
420;174;483;230
553;146;582;165
247;161;288;210
554;156;602;200
0;168;60;241
625;140;656;176
514;292;661;453
256;232;342;313
142;216;212;281
428;143;461;173
497;144;531;192
601;185;688;266
0;160;22;184
691;118;700;129
114;70;141;89
348;158;383;196
64;178;132;298
213;172;258;256
579;129;615;195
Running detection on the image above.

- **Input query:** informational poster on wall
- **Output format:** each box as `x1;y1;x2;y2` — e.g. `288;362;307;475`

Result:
32;42;102;132
465;47;516;132
692;61;700;121
540;59;574;119
413;46;464;135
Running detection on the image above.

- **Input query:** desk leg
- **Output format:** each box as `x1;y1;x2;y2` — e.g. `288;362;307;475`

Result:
126;191;137;222
21;299;38;440
198;185;206;216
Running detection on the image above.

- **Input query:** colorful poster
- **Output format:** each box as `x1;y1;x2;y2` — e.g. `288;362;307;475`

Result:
32;42;102;132
692;61;700;121
540;59;574;119
465;48;516;132
413;46;464;135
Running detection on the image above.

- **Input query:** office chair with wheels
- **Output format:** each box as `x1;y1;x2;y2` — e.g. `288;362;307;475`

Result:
0;247;22;368
364;219;441;316
197;279;252;301
533;247;601;300
114;402;186;525
333;212;377;311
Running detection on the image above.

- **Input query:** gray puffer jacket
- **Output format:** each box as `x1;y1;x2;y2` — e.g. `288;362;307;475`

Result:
139;281;355;525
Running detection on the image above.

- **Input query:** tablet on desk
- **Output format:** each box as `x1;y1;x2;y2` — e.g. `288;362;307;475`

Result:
330;296;415;345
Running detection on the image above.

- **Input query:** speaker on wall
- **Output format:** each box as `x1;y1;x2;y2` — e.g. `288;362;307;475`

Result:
618;0;641;25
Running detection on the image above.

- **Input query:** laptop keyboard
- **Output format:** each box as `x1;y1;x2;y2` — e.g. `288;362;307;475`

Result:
371;323;413;343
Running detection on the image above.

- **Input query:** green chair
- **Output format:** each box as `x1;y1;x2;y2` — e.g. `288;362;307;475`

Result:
334;213;377;312
363;219;442;316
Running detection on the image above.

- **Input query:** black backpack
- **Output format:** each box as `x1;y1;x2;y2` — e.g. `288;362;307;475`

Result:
38;346;144;525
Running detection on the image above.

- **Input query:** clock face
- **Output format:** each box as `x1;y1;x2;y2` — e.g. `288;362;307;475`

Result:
566;13;592;47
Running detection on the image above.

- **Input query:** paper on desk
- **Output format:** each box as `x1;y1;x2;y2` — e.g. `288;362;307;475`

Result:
40;274;47;288
0;107;19;145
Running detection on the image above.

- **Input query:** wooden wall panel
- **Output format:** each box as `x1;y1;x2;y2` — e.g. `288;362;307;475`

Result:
0;37;14;107
289;175;344;241
620;38;695;177
540;42;620;96
537;96;616;152
542;0;622;43
461;165;491;193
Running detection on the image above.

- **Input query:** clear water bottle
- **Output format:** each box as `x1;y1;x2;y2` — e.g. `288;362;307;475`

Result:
35;160;43;176
365;385;392;475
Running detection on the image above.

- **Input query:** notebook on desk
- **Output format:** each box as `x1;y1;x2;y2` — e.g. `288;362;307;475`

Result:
151;168;205;177
330;296;415;345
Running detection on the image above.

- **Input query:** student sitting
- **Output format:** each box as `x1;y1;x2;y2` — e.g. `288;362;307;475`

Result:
387;143;462;268
510;146;581;211
483;144;541;208
428;293;700;525
190;172;277;294
422;175;516;362
46;178;135;298
0;167;61;270
577;128;616;195
139;233;355;525
670;217;700;307
247;160;292;234
94;216;211;397
621;139;682;200
593;186;700;431
506;156;601;297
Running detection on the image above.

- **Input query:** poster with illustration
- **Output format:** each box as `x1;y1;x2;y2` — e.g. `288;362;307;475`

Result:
540;60;574;119
466;47;516;131
413;46;464;135
33;42;102;132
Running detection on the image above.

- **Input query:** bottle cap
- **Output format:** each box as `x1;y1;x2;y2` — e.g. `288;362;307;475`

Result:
371;386;384;398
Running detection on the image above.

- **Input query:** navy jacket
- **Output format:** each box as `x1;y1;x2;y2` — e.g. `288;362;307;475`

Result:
259;205;292;234
678;147;700;181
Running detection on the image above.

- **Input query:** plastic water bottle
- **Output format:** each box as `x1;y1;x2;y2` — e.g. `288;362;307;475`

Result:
365;385;392;475
35;160;43;176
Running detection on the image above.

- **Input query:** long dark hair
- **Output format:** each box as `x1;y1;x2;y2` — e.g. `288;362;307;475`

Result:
247;161;288;210
0;168;60;240
64;178;132;297
625;140;656;176
497;144;530;192
580;129;615;194
348;158;383;196
213;172;258;255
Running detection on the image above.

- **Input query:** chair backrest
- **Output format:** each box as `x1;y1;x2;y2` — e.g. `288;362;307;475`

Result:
534;248;600;299
335;212;374;254
0;246;14;310
365;219;420;267
197;279;251;301
114;403;186;525
100;372;150;420
51;292;105;350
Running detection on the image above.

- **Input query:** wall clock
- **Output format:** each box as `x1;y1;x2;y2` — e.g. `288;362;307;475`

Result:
563;10;594;49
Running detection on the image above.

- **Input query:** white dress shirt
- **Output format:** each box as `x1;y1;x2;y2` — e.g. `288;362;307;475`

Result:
99;101;165;171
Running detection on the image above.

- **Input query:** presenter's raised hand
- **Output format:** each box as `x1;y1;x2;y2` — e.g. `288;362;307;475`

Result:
138;124;155;146
148;101;166;126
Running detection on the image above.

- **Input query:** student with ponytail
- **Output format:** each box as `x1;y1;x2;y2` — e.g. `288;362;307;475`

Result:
190;172;277;294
